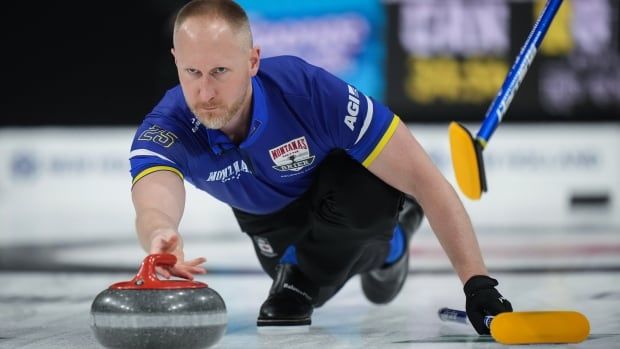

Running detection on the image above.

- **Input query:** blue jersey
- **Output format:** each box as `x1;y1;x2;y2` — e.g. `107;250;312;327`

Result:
130;56;399;214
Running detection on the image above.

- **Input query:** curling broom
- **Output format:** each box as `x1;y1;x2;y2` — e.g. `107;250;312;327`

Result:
438;307;590;344
449;0;564;200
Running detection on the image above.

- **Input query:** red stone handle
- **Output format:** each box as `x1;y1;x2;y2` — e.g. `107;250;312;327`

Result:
109;253;207;290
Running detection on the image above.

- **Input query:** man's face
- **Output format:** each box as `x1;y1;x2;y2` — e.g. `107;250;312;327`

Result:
172;17;259;129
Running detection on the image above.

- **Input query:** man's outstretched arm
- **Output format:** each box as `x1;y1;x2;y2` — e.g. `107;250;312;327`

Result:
132;170;206;279
367;120;512;334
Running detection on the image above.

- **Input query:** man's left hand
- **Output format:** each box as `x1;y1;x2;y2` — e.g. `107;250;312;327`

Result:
464;275;513;334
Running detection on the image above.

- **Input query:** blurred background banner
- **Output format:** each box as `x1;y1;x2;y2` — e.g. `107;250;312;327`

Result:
238;0;386;99
1;124;618;247
384;0;620;123
2;0;619;126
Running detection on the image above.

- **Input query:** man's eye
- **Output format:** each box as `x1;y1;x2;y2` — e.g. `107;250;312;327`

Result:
213;67;227;74
185;68;199;75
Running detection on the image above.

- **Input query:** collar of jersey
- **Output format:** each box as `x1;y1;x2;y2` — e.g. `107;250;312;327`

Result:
205;77;268;155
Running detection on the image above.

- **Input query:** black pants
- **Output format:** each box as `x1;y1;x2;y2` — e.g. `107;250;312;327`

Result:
233;151;403;304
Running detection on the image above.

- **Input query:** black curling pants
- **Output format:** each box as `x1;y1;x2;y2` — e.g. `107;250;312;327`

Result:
232;151;404;305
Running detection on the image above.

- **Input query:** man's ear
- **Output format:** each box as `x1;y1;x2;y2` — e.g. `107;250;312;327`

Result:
171;48;177;64
249;47;260;76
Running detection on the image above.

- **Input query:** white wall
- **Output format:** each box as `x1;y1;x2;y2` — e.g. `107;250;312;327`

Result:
1;124;618;246
412;123;620;229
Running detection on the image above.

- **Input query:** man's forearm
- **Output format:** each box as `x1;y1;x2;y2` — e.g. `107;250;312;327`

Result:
135;208;180;252
420;181;488;283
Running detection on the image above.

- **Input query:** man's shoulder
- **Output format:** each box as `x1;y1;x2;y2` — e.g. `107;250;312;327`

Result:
258;55;323;98
153;85;186;113
143;85;193;130
260;55;313;71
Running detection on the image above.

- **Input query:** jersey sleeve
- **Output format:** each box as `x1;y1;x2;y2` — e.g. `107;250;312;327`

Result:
310;65;400;167
129;119;188;186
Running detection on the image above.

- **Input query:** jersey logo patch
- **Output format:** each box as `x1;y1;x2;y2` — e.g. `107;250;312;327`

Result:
138;125;178;148
253;236;276;258
269;136;315;172
206;160;251;183
344;84;360;131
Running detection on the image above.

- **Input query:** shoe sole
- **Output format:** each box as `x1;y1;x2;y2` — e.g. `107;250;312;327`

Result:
257;319;311;334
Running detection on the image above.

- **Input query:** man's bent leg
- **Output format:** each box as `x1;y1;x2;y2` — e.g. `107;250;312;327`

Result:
297;151;405;306
232;197;310;279
232;197;318;330
360;196;424;304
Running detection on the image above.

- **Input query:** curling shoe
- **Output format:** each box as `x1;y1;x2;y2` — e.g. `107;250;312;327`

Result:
257;264;318;332
361;196;424;304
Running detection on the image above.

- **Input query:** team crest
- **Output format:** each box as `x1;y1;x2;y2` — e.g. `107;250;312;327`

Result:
269;136;315;172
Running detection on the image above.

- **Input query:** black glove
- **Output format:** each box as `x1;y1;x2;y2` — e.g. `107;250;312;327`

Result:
464;275;513;335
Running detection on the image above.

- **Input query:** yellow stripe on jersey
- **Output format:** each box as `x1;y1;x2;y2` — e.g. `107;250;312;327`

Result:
362;115;400;168
132;166;184;186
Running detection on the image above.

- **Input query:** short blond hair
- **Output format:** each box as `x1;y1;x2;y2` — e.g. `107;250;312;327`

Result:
173;0;253;47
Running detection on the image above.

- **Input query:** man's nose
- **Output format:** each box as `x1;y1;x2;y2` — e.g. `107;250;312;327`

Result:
197;77;216;102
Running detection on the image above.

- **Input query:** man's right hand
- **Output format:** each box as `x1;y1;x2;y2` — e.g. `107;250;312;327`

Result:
149;230;207;280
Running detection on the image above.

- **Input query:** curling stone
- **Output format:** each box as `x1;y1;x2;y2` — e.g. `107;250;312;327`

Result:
91;253;227;349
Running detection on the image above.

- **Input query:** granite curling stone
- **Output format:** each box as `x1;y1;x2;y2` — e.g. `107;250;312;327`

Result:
91;253;227;349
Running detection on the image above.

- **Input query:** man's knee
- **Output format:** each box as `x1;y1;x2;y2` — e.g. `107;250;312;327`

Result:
313;152;403;233
333;192;401;233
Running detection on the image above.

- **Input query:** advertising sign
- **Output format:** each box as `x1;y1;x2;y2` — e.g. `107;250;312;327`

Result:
385;0;620;122
238;0;386;98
